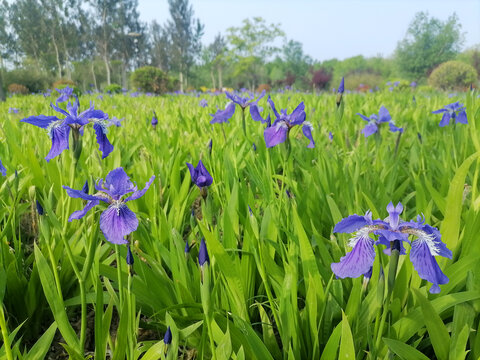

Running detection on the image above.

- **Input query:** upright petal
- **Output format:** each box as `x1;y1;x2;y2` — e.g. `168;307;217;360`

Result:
45;123;71;162
264;122;288;148
289;102;306;125
124;175;156;202
455;110;468;125
93;123;114;159
439;112;451;127
331;235;376;279
378;106;391;123
104;168;136;198
21;115;59;129
386;202;403;230
100;203;138;245
68;200;100;221
410;239;449;294
302;123;315;148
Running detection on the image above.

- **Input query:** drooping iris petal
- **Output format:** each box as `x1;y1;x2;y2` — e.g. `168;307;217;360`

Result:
410;238;449;294
389;122;404;133
20;115;59;129
456;110;468;124
125;175;156;202
439;112;451;127
0;160;5;176
331;235;376;279
99;203;138;245
104;168;136;198
68;200;100;221
250;103;268;123
302;123;315;148
264;122;288;148
93;123;114;159
362;123;378;137
334;214;371;233
210;102;236;124
267;96;280;118
378;106;391;123
45;123;71;162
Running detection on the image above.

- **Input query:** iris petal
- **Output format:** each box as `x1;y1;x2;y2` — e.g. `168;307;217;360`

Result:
125;175;156;202
68;200;99;221
264;123;288;148
93;123;114;159
100;203;138;245
331;236;376;279
46;123;70;162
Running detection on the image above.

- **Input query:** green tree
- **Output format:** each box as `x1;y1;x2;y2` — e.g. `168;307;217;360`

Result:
395;12;464;79
164;0;204;91
227;17;285;89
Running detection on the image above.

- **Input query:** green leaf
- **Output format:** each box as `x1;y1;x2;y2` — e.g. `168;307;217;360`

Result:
339;312;355;360
383;338;430;360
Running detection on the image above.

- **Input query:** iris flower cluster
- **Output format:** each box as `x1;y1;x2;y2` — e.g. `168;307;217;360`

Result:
0;160;5;176
63;167;155;244
332;202;451;293
432;101;467;127
210;90;265;124
21;96;120;161
263;97;315;148
356;106;403;137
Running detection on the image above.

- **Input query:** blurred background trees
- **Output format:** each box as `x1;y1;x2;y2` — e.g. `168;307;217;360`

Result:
0;0;477;95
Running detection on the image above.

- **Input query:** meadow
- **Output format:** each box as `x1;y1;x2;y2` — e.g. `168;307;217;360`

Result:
0;86;479;359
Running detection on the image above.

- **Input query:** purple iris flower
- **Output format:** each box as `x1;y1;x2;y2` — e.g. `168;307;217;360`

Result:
332;202;452;294
21;97;119;161
151;111;158;127
210;90;266;124
328;132;333;142
264;97;314;148
432;102;467;127
36;200;44;215
164;326;172;345
356;106;403;137
186;160;213;188
63;167;155;245
199;99;208;108
8;107;19;114
338;77;344;94
210;102;236;124
410;81;417;88
56;86;74;103
126;245;134;265
0;160;6;176
393;81;400;87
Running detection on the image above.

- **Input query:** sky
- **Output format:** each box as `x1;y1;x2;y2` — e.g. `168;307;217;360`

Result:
138;0;480;61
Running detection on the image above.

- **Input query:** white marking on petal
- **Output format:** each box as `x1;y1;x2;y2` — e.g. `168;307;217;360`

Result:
46;119;65;138
304;121;313;130
406;228;440;256
348;225;379;247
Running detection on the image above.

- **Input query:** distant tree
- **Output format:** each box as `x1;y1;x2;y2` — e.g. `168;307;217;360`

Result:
150;21;171;72
395;12;464;79
227;17;285;89
203;34;227;89
163;0;204;91
310;68;331;91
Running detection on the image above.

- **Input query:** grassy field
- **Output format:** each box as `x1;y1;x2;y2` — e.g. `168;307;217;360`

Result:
0;87;479;359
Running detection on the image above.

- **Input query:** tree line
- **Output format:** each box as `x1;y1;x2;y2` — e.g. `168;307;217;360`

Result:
0;0;477;95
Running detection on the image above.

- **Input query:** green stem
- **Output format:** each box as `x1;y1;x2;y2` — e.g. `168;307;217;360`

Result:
0;304;13;360
127;271;135;359
115;245;124;307
241;107;247;139
200;264;216;360
61;235;86;354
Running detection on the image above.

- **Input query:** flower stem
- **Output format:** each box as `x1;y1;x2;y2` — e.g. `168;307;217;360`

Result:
115;245;124;307
200;264;216;360
241;107;247;139
374;241;400;350
71;128;82;166
0;304;13;360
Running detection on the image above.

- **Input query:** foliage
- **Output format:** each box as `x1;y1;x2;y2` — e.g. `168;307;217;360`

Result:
104;83;123;94
395;12;464;79
346;72;385;91
428;60;478;90
4;65;51;93
7;83;29;94
130;66;171;93
311;68;332;90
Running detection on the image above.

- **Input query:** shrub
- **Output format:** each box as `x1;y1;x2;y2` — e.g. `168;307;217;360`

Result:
256;84;271;93
7;83;29;95
52;79;75;88
131;66;171;94
5;68;51;92
428;60;478;90
104;83;123;94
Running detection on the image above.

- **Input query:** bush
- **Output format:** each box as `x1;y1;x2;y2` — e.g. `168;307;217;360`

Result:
428;61;478;90
256;84;271;93
131;66;171;94
104;83;123;94
5;68;51;93
7;83;29;95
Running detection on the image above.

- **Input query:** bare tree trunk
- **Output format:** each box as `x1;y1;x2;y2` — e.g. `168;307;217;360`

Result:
179;71;184;92
52;34;62;79
104;52;111;85
210;69;216;89
91;62;98;91
121;55;127;88
218;66;223;90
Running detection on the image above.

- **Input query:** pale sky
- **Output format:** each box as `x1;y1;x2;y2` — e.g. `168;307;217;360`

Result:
138;0;480;61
